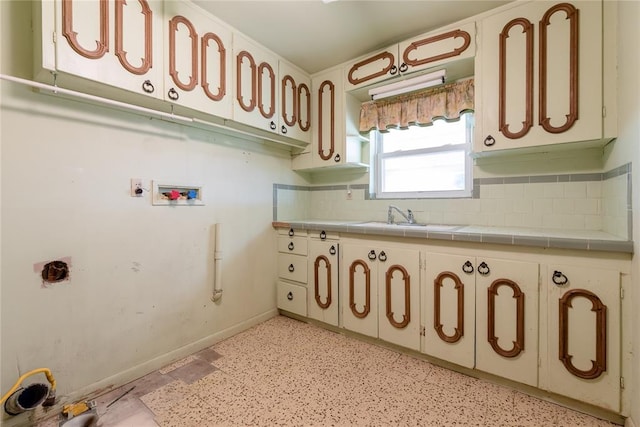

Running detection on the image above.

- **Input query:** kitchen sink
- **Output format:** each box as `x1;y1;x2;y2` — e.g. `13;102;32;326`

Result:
353;221;461;231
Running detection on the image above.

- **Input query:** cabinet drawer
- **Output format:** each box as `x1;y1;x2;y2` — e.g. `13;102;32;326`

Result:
277;254;308;283
277;236;308;255
308;229;339;241
277;281;307;317
277;228;307;238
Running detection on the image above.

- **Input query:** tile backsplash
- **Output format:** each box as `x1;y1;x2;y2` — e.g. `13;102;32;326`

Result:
275;163;631;240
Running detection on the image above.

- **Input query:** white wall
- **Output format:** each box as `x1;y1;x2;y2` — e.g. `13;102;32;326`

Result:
0;1;303;424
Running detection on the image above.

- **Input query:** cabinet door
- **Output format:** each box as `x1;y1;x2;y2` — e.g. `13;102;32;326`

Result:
341;244;378;338
475;258;539;386
53;0;164;99
164;1;232;118
307;240;339;326
311;68;345;167
344;45;399;91
233;34;279;133
423;253;476;368
399;21;475;76
477;1;603;152
279;61;312;143
546;265;620;411
377;248;421;351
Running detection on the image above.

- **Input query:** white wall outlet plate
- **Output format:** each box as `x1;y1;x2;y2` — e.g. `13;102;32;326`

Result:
131;178;143;197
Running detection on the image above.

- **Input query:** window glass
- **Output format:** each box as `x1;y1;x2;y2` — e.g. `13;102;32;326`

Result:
373;113;473;199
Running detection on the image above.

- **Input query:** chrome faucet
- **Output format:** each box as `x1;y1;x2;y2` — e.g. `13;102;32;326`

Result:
387;205;416;224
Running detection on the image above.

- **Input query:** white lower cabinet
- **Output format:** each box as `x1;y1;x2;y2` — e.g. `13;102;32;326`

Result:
423;253;476;369
307;238;340;326
475;257;539;387
276;229;307;317
544;264;620;412
423;253;539;385
341;242;421;350
277;281;307;317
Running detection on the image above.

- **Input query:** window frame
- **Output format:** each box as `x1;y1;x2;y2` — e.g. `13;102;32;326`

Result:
371;113;474;200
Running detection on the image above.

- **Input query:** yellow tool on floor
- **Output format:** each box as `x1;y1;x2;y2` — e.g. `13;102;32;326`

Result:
62;401;93;418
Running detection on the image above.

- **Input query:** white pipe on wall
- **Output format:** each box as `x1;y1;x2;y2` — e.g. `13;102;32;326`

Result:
211;223;223;302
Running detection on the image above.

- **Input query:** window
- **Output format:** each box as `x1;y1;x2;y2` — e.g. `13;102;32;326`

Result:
372;113;473;199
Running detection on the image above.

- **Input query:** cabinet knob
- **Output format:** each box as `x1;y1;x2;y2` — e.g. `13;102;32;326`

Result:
462;260;474;274
270;121;277;130
378;251;387;262
399;63;408;73
484;135;496;146
478;261;490;276
287;291;293;301
142;80;155;94
329;245;337;255
389;65;398;75
334;154;341;162
552;270;569;286
288;242;295;251
168;88;179;101
281;125;288;134
288;264;295;272
320;230;327;240
368;250;377;260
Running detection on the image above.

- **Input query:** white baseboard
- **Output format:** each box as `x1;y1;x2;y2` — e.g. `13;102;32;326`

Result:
627;416;638;427
2;309;278;427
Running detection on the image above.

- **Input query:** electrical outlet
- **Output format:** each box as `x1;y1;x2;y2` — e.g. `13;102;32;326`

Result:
130;179;143;197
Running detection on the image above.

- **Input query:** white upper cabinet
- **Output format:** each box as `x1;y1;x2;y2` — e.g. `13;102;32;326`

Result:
344;21;476;91
292;66;366;170
232;34;280;133
475;0;614;154
163;1;232;118
279;61;312;143
37;0;164;99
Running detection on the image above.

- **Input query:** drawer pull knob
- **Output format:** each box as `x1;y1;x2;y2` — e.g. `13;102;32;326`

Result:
288;264;295;273
168;88;179;101
288;228;294;237
484;135;496;146
287;292;293;301
288;242;295;251
552;270;568;286
142;80;155;93
462;260;474;274
320;230;327;240
478;262;490;276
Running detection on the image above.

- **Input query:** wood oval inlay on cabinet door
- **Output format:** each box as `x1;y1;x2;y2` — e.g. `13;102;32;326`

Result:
433;271;464;343
62;0;109;59
201;32;226;101
559;288;607;379
349;259;370;318
385;265;411;329
314;255;332;309
487;278;525;358
115;0;152;75
499;17;534;139
539;3;579;134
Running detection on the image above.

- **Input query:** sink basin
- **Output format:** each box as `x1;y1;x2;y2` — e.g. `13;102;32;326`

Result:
353;221;461;231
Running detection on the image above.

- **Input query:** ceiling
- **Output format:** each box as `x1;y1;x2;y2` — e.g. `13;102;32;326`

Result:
193;1;513;75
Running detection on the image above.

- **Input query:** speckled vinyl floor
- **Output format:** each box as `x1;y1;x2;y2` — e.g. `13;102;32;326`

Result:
39;315;620;427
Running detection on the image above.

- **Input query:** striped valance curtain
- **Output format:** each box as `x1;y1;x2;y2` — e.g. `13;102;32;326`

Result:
359;78;474;133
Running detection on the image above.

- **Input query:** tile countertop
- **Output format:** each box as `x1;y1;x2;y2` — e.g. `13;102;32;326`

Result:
272;220;634;254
